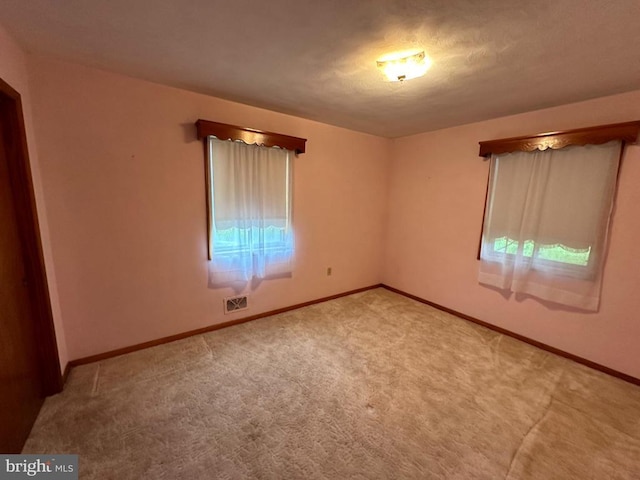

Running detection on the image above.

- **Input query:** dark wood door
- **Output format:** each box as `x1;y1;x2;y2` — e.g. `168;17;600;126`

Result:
0;94;44;453
0;79;62;453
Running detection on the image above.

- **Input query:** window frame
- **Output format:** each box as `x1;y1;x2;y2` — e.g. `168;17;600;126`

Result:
195;119;306;260
476;120;640;263
207;137;293;259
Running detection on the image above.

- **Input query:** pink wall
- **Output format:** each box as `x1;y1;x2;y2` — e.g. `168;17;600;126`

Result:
384;90;640;379
0;27;68;369
28;55;391;360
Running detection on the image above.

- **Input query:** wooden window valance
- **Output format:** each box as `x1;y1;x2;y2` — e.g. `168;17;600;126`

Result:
196;119;307;154
478;120;640;157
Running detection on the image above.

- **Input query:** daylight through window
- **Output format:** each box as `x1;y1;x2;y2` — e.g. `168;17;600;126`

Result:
206;137;294;284
478;140;623;310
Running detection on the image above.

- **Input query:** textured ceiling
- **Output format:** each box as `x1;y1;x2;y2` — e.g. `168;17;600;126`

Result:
2;0;640;137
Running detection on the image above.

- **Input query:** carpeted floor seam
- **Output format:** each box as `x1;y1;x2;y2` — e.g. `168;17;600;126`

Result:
90;363;101;397
504;396;554;479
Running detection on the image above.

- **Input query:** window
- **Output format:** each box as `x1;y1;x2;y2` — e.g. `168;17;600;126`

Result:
207;137;293;283
196;119;306;286
477;121;640;311
480;141;620;282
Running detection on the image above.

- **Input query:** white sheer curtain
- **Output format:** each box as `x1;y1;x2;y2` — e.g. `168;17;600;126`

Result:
479;141;622;311
208;137;294;285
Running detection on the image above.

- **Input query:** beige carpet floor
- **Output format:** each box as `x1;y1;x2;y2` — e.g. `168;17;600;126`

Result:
24;288;640;479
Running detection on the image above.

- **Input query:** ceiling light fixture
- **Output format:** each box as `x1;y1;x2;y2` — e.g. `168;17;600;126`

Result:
376;51;431;82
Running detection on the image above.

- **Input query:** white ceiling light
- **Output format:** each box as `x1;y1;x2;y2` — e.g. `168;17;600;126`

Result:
376;51;432;82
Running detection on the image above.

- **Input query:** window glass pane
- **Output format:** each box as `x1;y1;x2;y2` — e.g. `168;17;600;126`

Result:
214;226;289;253
537;243;590;266
492;237;590;266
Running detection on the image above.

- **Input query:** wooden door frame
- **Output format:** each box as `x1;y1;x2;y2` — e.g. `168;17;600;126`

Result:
0;76;62;396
